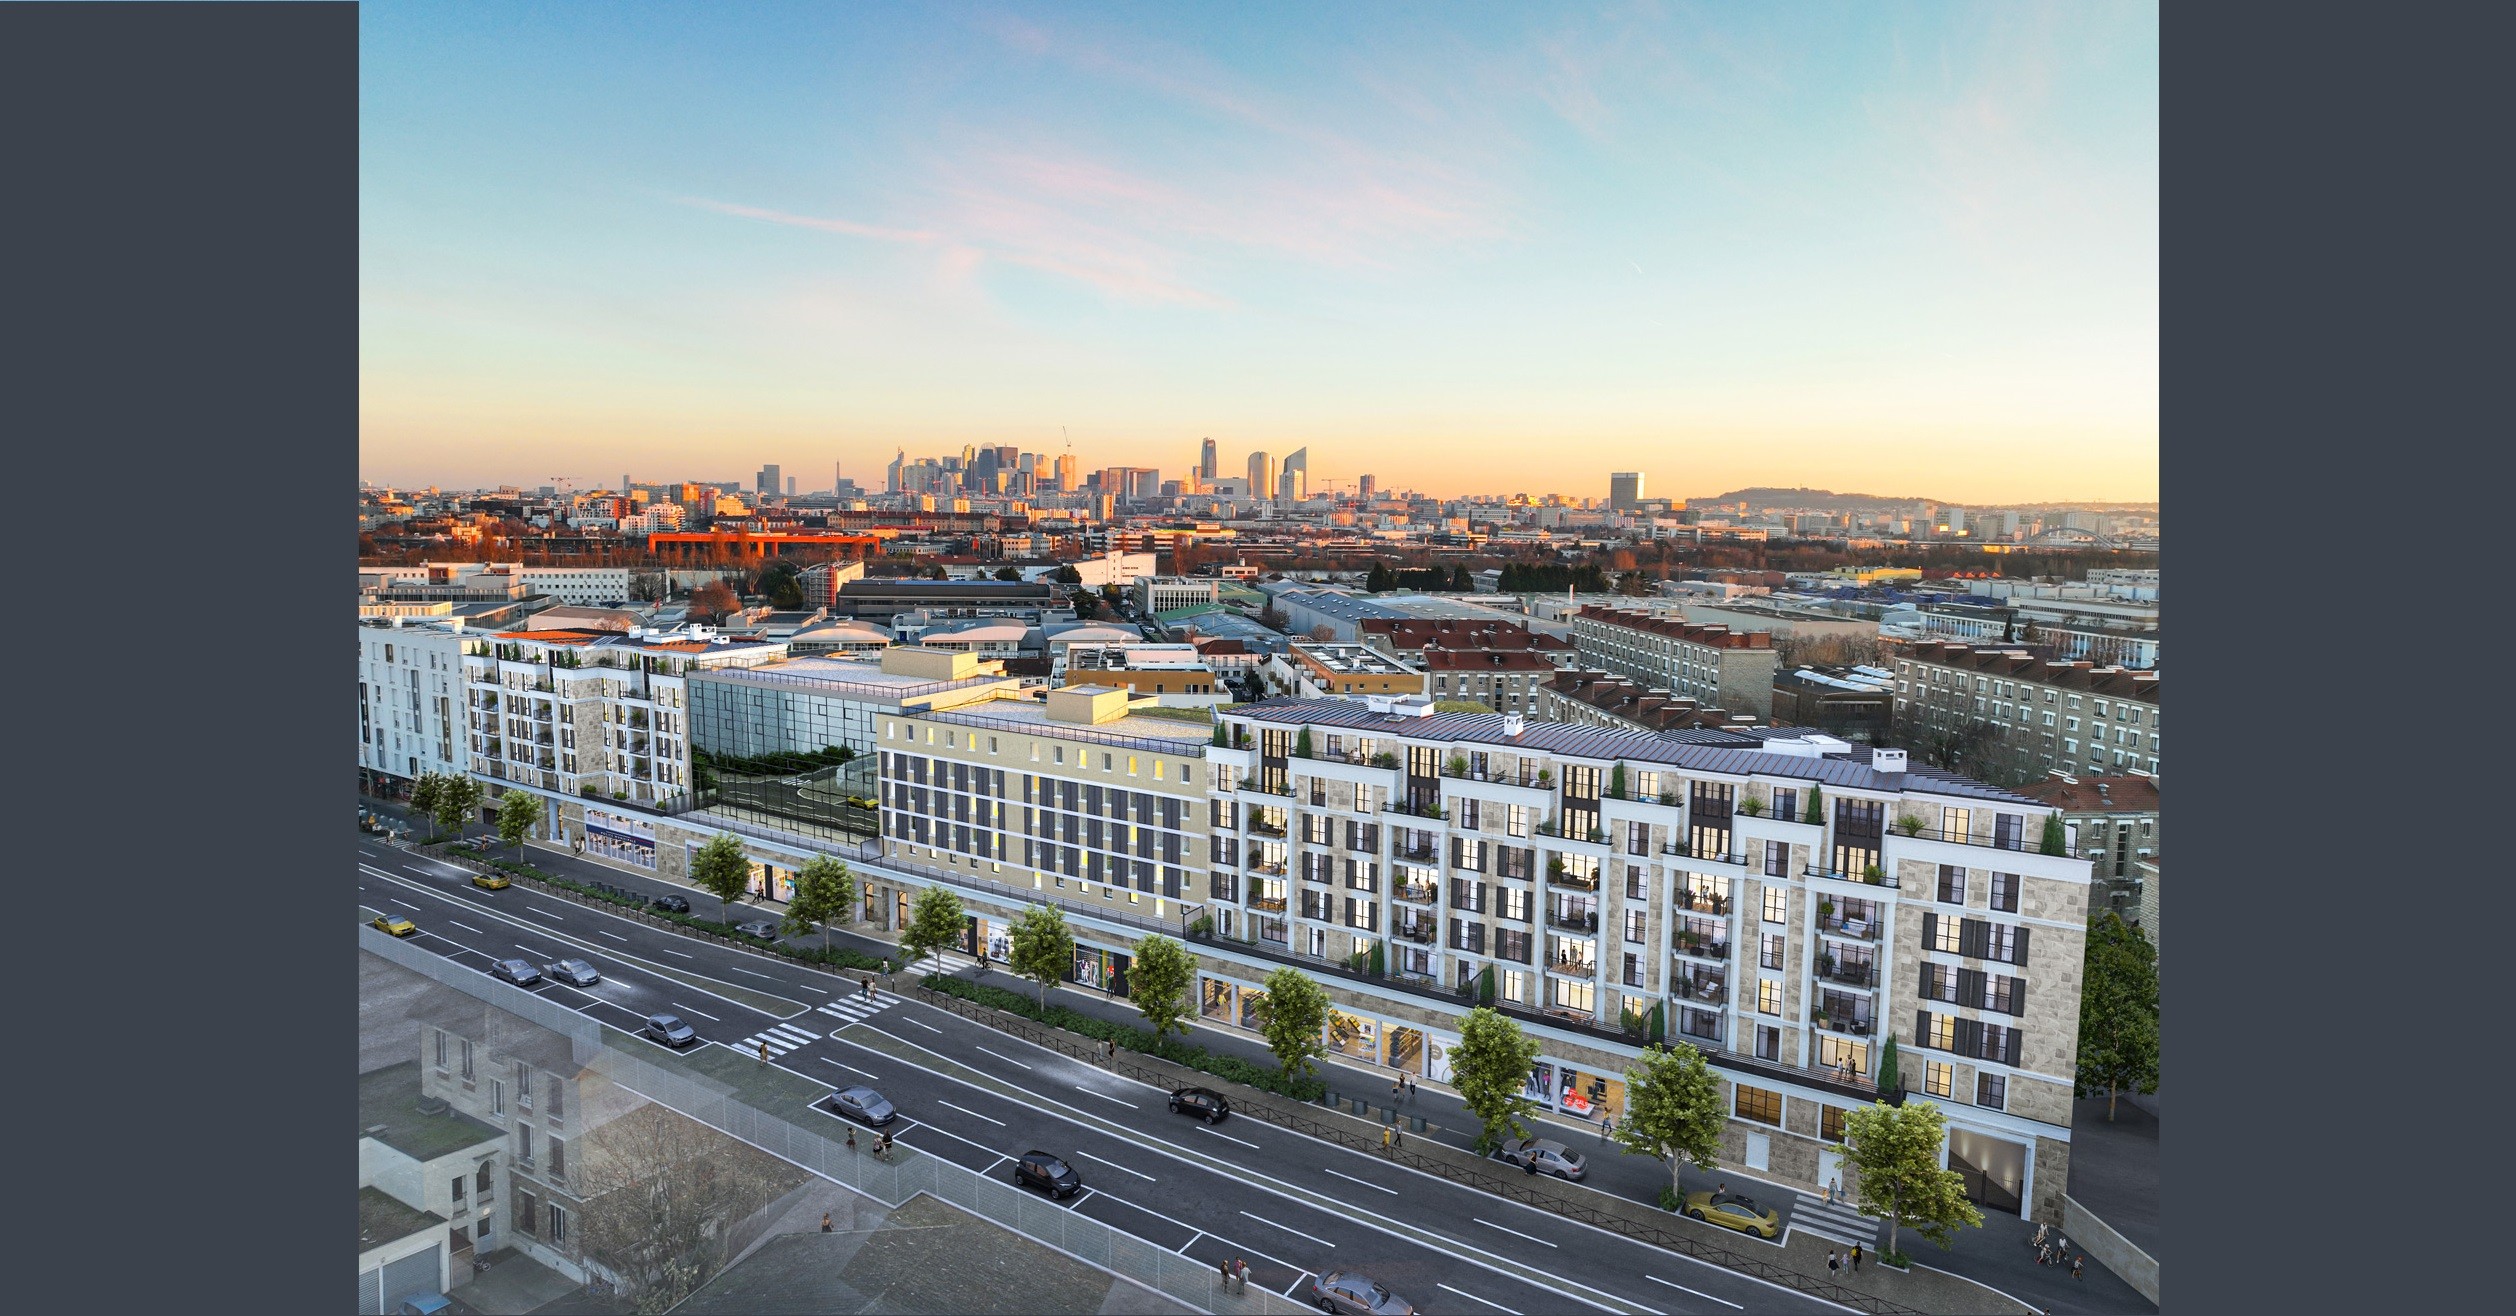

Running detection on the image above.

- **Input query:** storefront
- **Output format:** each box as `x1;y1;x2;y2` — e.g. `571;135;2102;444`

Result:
1327;1009;1378;1063
1071;944;1131;996
1236;985;1269;1031
1384;1024;1426;1075
1522;1059;1626;1124
584;809;656;870
746;858;795;903
1200;977;1238;1024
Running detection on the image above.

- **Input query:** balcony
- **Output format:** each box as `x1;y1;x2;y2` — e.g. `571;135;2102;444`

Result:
1247;860;1286;877
1544;864;1600;892
1545;909;1599;934
1387;797;1447;821
1536;819;1607;845
1245;817;1287;838
1248;895;1287;913
1672;970;1728;1005
1393;882;1439;906
1812;1009;1876;1038
1676;889;1732;916
1807;864;1898;890
1397;840;1440;863
1393;920;1437;945
1818;914;1881;943
1672;934;1729;961
1816;956;1878;988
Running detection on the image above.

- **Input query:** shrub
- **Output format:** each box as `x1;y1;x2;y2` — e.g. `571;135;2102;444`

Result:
1659;1185;1684;1212
487;860;887;970
919;973;1327;1100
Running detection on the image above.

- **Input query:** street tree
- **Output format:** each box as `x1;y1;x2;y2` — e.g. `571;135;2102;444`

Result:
1841;1100;1983;1257
2076;911;2160;1120
1452;1007;1542;1153
408;772;444;839
898;884;968;970
687;833;752;925
1613;1043;1725;1206
782;855;854;953
572;1101;805;1314
1256;967;1330;1078
496;788;538;855
435;774;482;841
1128;934;1197;1040
687;579;740;622
1007;904;1075;1008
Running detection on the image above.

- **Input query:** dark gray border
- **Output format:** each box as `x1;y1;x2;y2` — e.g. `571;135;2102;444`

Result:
3;3;353;1307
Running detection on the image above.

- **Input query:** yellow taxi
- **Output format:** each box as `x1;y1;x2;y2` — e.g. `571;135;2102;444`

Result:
471;872;511;890
370;912;418;938
1682;1190;1782;1239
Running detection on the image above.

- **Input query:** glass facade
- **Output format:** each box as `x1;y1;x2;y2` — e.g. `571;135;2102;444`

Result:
687;672;883;840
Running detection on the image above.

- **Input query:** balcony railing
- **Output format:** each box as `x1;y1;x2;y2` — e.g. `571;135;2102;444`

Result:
1248;896;1287;913
1676;890;1732;916
1397;842;1440;862
1806;865;1898;890
1888;818;2048;855
1818;915;1881;943
1546;956;1597;977
1536;820;1607;843
1247;860;1286;877
1812;1013;1877;1037
1387;798;1447;820
1817;958;1878;988
1672;974;1728;1005
1672;937;1730;960
1545;910;1599;934
1544;867;1601;891
1246;818;1286;838
1393;921;1437;945
1664;842;1745;866
1393;884;1439;906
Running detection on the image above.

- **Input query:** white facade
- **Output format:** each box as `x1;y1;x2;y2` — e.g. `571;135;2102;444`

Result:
360;621;470;787
518;567;633;606
1135;576;1222;614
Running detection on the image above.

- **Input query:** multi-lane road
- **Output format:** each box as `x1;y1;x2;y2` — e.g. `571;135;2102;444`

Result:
357;836;1845;1316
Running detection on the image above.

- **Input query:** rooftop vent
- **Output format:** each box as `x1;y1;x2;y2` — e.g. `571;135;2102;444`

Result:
1871;748;1908;774
1503;713;1526;737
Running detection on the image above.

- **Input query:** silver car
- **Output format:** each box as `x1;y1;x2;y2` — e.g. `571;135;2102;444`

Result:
543;958;601;987
1310;1271;1415;1316
1497;1136;1588;1180
489;958;543;987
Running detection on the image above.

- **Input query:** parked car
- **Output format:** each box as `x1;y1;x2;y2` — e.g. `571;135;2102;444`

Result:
370;913;417;937
470;872;510;890
543;958;601;987
489;958;543;987
1013;1150;1084;1199
1167;1087;1231;1124
1309;1271;1415;1315
1496;1136;1587;1180
733;920;781;941
650;893;692;914
826;1085;897;1127
1682;1190;1781;1239
640;1013;698;1048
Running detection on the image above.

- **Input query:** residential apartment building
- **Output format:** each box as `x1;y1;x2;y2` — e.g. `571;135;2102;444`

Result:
1891;640;2162;781
1538;669;1761;734
1134;575;1222;615
1197;700;2089;1221
516;567;632;606
359;1061;500;1308
419;1018;597;1282
360;619;471;796
1063;642;1230;706
2019;774;2159;924
1769;666;1897;745
1422;648;1565;713
1567;607;1780;719
1268;641;1422;698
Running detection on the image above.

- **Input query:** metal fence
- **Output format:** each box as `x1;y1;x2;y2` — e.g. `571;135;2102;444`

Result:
359;926;1301;1315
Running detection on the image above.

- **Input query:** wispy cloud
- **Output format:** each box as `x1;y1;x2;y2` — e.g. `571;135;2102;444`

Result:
677;198;944;247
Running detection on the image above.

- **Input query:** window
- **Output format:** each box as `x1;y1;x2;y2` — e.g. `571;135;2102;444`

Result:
1757;978;1783;1016
1624;909;1648;943
1760;933;1784;970
1763;840;1788;878
1922;1013;1958;1050
460;1039;475;1080
516;1062;533;1108
1976;1073;2007;1110
1930;915;1963;954
1988;872;2019;913
434;1030;448;1071
1937;864;1966;905
1770;787;1796;821
516;1189;539;1237
1820;1105;1847;1144
1733;1084;1782;1126
1762;887;1788;924
514;1123;533;1165
548;1203;568;1244
548;1136;566;1179
1921;963;1959;1003
1925;1061;1954;1099
1755;1025;1781;1060
490;1080;505;1116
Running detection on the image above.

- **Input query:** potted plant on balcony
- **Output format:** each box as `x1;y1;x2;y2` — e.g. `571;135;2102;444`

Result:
1657;789;1678;805
1446;755;1468;778
1863;862;1886;885
1372;750;1400;769
1895;813;1927;837
1676;928;1699;952
1535;768;1553;787
1738;797;1764;817
1819;899;1835;921
1803;785;1824;825
1294;727;1315;759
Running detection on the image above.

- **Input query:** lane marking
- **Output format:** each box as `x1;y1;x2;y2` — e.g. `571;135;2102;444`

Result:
1439;1283;1523;1314
1645;1275;1742;1310
670;1002;721;1022
1237;1211;1335;1249
448;921;484;934
525;907;565;921
1073;1085;1137;1109
656;947;694;959
1072;1149;1155;1182
1070;1187;1097;1208
1177;1229;1205;1254
1474;1219;1557;1248
1198;1125;1261;1150
797;983;828;994
1282;1275;1311;1299
975;1046;1033;1070
391;899;422;911
595;929;628;942
728;967;778;980
901;1018;942;1034
984;1155;1013;1177
515;945;551;960
818;1058;879;1081
1323;1168;1396;1196
935;1099;1006;1127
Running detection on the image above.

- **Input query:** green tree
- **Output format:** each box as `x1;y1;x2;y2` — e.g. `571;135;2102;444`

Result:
1452;1007;1542;1153
408;772;444;839
688;833;752;925
1365;561;1395;593
1451;564;1473;590
435;774;482;840
1876;1035;1900;1095
1007;904;1075;1008
899;884;968;969
1614;1043;1725;1204
1293;727;1314;759
1128;934;1197;1040
782;855;854;953
1803;784;1824;825
2076;911;2160;1120
1841;1100;1983;1256
1052;564;1083;584
2040;813;2068;856
993;565;1022;581
496;788;538;855
1255;967;1330;1077
1608;762;1627;800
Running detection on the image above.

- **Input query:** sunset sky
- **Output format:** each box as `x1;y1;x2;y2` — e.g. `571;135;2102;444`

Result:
359;1;2158;504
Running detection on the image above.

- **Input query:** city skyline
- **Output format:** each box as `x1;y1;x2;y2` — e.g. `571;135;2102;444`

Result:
361;2;2158;503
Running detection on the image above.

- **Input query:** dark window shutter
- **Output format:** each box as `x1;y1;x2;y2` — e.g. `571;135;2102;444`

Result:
1961;919;1987;959
1916;1009;1931;1047
2005;1027;2024;1066
1955;1017;1980;1058
1919;962;1935;996
2013;925;2032;966
1958;968;1984;1009
2010;976;2028;1017
1922;912;1937;947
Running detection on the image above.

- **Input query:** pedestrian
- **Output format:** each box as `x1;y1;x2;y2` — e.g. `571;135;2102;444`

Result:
1827;1250;1839;1277
758;1039;770;1064
1824;1176;1837;1205
2072;1256;2084;1282
1849;1243;1862;1272
862;973;875;1000
1219;1258;1232;1285
846;1128;857;1150
1382;1125;1394;1155
1715;1181;1726;1198
821;1212;833;1233
2031;1222;2048;1250
1602;1115;1614;1142
2056;1234;2070;1260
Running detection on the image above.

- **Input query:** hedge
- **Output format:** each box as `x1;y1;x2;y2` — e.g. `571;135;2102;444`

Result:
480;856;889;972
919;973;1327;1102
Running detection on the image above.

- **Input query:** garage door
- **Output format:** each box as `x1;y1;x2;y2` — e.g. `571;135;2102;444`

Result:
358;1267;382;1316
382;1246;440;1309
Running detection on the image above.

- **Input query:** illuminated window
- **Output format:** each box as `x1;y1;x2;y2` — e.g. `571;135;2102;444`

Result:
1757;979;1783;1016
1925;1062;1954;1098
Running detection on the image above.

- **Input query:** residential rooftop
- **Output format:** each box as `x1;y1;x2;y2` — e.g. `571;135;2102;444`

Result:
2019;774;2161;813
359;1061;501;1162
359;1185;445;1254
920;691;1217;748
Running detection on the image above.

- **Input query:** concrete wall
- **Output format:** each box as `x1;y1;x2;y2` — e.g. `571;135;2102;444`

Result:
2064;1192;2157;1304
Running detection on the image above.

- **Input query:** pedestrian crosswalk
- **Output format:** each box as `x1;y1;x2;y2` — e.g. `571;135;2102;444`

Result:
738;991;901;1058
816;989;903;1025
738;1021;826;1058
1790;1191;1882;1249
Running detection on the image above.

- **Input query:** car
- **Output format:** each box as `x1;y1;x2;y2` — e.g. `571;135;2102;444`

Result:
543;958;601;987
826;1084;897;1127
733;920;781;941
489;958;543;987
1682;1190;1782;1239
649;893;692;914
370;913;417;937
470;872;510;890
1309;1270;1415;1315
1496;1136;1587;1181
640;1013;698;1048
1167;1087;1231;1123
1012;1150;1083;1199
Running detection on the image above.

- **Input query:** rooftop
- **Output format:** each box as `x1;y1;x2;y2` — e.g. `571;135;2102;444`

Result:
1361;618;1574;652
2019;774;2161;813
696;656;1010;700
920;693;1217;749
1225;698;2042;804
1289;641;1417;676
358;1185;445;1254
1423;648;1557;672
1572;606;1775;649
359;1061;501;1162
1895;638;2162;703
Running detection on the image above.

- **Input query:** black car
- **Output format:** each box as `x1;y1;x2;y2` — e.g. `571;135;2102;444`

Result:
543;958;601;987
1310;1271;1414;1316
1168;1087;1231;1124
1012;1150;1083;1199
641;1013;699;1048
733;920;781;941
826;1084;897;1127
489;958;543;987
650;893;692;914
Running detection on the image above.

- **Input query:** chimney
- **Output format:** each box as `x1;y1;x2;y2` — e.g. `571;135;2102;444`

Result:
1871;748;1908;774
1504;713;1526;737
